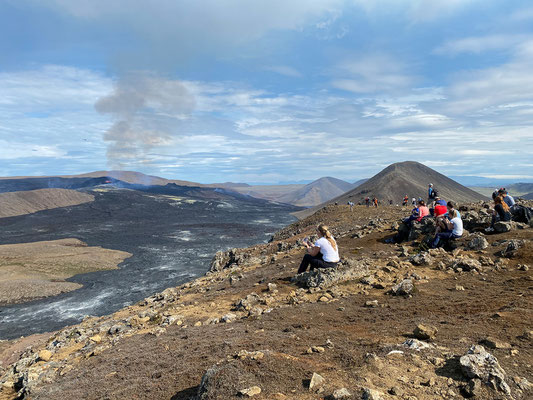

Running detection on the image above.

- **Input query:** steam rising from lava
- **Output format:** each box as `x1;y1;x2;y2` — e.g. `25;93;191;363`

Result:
95;73;195;168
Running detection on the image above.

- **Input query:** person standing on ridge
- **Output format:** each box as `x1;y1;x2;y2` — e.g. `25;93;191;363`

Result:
298;224;340;274
403;195;409;206
428;183;435;202
373;197;378;207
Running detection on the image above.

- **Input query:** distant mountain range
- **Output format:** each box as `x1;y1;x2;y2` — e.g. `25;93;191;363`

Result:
294;161;488;219
219;177;356;207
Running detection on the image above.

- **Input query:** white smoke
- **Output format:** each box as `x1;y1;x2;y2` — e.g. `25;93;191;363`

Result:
95;73;195;168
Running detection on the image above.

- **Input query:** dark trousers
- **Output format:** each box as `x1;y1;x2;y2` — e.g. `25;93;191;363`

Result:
298;253;338;274
432;231;460;248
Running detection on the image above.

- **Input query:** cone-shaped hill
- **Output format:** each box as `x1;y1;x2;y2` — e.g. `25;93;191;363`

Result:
294;161;488;219
277;177;355;207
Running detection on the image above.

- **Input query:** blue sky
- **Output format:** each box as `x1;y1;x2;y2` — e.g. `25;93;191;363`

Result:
1;0;533;184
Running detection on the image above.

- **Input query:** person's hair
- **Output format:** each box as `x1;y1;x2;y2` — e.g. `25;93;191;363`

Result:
317;224;337;250
449;209;457;219
418;200;425;206
495;195;510;212
447;201;455;209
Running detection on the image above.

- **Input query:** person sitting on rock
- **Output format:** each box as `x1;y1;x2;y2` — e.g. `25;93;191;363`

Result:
433;197;448;217
404;200;430;224
498;188;515;208
485;195;512;232
446;201;460;219
298;224;340;274
432;209;463;248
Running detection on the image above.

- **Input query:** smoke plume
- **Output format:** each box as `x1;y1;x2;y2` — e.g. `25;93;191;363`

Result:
95;73;195;169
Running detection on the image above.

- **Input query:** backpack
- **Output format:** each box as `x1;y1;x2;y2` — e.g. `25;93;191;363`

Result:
511;205;532;224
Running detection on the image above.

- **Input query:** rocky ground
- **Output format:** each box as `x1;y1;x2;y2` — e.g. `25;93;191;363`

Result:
0;238;131;305
0;202;532;400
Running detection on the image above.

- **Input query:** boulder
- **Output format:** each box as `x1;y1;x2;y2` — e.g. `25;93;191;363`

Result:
451;258;482;272
413;324;438;341
309;372;325;391
331;387;351;399
459;345;510;395
362;388;384;400
390;279;415;296
292;259;369;289
409;252;432;266
494;221;512;233
465;235;489;251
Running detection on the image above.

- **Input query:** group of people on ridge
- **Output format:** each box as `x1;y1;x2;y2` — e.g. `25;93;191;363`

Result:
296;186;525;275
388;184;463;248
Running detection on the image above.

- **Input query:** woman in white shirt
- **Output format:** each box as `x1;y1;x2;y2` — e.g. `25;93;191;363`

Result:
431;209;463;248
297;224;340;274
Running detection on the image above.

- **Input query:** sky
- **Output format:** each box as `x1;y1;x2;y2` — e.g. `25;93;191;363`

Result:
1;0;533;184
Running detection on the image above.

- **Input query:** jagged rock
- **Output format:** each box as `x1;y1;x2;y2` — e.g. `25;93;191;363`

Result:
451;258;482;272
403;339;431;351
407;218;436;241
208;248;258;273
362;388;384;400
221;313;237;323
108;324;127;335
409;252;432;266
518;264;529;271
479;256;494;266
196;365;219;400
267;283;277;291
413;324;437;341
309;372;325;391
459;345;510;394
234;293;261;311
291;260;369;289
499;239;524;257
331;387;351;399
494;221;512;233
466;235;489;250
238;386;261;397
390;279;415;296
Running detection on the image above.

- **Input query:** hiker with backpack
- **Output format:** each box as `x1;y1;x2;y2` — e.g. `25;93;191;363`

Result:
428;183;438;202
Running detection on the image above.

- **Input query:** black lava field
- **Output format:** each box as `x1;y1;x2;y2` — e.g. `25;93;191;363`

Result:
0;183;299;339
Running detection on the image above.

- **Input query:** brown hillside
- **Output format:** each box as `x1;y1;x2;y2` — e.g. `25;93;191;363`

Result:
0;188;94;218
277;177;354;207
294;161;488;219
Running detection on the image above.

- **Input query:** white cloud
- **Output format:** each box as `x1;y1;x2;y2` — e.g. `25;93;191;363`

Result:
443;40;533;114
0;141;66;159
41;0;343;48
331;54;416;93
0;65;112;110
434;34;529;55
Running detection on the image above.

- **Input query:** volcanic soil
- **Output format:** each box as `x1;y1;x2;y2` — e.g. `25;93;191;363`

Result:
1;204;532;400
0;238;131;305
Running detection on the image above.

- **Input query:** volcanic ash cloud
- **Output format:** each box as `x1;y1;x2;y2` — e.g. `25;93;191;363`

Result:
95;74;195;168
